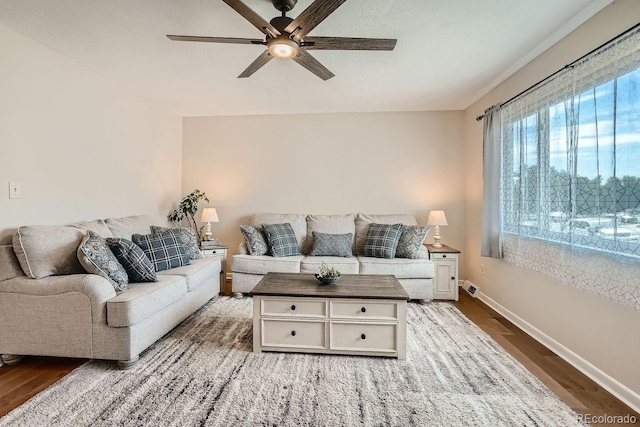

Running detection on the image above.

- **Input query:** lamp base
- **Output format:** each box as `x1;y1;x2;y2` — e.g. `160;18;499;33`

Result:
433;225;443;248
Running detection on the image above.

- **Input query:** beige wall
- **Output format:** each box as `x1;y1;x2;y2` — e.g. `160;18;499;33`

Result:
463;0;640;401
182;111;465;269
0;23;183;244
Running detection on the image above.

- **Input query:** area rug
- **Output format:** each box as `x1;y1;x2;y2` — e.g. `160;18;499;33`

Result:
0;297;585;426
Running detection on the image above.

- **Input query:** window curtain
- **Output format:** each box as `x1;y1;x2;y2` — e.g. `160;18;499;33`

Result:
498;26;640;311
481;105;503;258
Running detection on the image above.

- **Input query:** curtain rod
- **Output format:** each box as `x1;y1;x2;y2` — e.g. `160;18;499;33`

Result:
475;22;640;122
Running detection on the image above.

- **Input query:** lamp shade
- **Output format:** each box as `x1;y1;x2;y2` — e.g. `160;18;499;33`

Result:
427;210;448;226
200;208;219;223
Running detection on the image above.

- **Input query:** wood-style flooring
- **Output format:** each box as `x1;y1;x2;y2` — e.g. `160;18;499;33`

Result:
1;285;638;426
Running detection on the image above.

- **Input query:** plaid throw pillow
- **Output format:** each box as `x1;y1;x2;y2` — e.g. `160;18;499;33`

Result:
262;223;302;257
106;238;157;282
363;223;403;259
395;225;430;259
151;226;203;260
240;225;269;256
131;233;191;272
309;231;353;257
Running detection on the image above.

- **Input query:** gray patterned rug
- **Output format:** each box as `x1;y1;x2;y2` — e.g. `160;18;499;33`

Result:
0;297;585;426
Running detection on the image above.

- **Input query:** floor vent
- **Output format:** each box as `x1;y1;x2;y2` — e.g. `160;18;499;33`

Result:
462;281;480;298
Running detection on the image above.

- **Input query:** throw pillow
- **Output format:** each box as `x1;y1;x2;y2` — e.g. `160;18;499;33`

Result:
151;226;203;260
395;226;431;259
77;231;128;291
106;238;157;282
262;223;302;257
239;225;269;256
363;223;403;259
131;232;191;271
309;231;353;257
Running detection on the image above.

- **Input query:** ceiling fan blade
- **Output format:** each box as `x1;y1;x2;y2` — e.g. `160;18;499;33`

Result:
167;35;265;45
292;50;335;80
238;50;273;78
303;36;396;51
284;0;346;39
223;0;281;37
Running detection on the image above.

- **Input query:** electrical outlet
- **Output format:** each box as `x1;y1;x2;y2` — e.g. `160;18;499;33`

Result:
480;264;485;275
9;181;22;199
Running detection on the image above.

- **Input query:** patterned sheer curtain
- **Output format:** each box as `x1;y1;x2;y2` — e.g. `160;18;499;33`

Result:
499;25;640;311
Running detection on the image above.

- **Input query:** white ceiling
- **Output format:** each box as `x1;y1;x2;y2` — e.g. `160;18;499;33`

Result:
0;0;611;117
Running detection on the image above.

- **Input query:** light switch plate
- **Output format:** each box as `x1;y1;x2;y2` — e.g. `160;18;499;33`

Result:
9;181;21;199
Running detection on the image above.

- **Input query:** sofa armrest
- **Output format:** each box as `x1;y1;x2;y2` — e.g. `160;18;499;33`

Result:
418;245;429;259
0;273;117;324
237;241;249;255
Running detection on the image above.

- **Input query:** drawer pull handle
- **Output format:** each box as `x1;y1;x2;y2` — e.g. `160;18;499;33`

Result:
361;334;366;340
361;307;366;313
443;254;447;258
291;305;296;310
291;331;296;336
451;276;455;280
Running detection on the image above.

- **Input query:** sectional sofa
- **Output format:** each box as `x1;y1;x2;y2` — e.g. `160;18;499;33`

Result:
0;215;221;369
231;213;435;300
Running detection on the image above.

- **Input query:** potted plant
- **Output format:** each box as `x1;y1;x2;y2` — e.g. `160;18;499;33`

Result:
167;189;209;241
316;261;340;285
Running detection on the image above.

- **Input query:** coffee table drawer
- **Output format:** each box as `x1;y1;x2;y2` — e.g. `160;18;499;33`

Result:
330;322;397;353
330;300;397;320
262;298;326;318
262;319;326;349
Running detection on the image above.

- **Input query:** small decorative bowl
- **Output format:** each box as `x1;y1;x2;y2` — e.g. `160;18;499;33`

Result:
315;274;339;285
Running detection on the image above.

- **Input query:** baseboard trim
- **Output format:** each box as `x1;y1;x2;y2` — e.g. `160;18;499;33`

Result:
466;282;640;414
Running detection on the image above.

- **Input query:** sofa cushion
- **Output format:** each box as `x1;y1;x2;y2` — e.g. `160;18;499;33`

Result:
363;223;403;259
151;226;203;260
309;232;353;257
107;275;188;327
300;256;360;274
132;233;191;272
396;226;431;259
156;257;221;292
107;238;157;282
355;214;418;255
12;225;85;279
262;223;302;257
232;254;303;275
357;255;434;279
71;219;114;238
77;231;128;291
251;213;307;253
0;245;24;282
105;215;156;239
239;225;269;256
306;214;356;254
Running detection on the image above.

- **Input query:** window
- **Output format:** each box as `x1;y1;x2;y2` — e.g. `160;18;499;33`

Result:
501;44;640;257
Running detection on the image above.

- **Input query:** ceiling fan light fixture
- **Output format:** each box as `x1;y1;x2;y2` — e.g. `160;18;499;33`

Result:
267;38;298;59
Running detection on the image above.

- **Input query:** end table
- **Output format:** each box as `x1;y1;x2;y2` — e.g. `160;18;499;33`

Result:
425;244;460;301
200;244;228;294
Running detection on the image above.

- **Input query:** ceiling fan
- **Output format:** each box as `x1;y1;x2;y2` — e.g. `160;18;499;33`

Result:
167;0;397;80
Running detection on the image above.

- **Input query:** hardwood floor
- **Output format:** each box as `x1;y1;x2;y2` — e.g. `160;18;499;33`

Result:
1;287;638;425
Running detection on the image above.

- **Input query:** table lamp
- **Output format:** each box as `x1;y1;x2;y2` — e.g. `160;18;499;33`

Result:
427;210;448;248
200;208;219;242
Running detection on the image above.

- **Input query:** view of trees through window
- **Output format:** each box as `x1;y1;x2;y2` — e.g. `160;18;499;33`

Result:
502;66;640;255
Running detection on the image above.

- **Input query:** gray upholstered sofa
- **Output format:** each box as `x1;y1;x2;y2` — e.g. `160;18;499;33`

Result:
231;213;434;300
0;215;221;369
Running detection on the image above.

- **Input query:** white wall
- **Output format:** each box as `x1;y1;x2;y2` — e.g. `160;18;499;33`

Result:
182;111;465;271
463;0;640;404
0;23;183;244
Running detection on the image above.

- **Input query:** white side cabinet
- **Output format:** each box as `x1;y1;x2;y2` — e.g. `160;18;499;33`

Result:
426;244;460;301
200;244;228;294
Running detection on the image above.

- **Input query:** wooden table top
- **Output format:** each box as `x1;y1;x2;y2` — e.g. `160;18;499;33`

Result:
250;273;410;300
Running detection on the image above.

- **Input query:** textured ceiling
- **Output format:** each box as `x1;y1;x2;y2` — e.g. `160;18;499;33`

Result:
0;0;611;116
